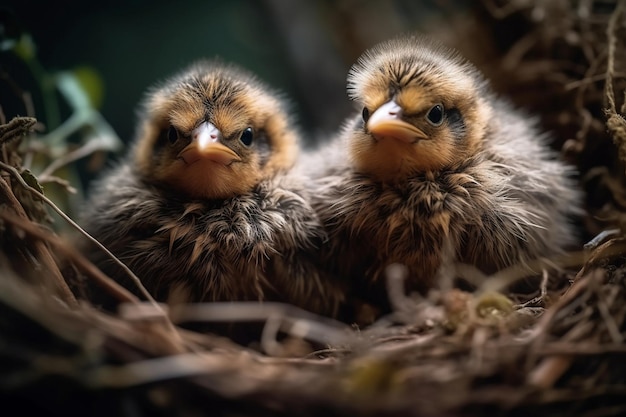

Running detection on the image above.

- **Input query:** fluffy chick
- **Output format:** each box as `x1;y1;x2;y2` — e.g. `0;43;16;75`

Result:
305;35;581;316
79;61;343;316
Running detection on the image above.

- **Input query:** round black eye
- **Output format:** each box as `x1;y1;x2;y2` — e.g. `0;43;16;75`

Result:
167;126;179;144
240;127;253;146
362;107;370;123
426;104;444;126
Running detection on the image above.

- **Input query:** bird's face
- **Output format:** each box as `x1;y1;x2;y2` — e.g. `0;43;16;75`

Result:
346;36;492;182
134;62;297;200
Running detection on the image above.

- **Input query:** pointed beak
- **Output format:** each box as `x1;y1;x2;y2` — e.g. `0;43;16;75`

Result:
178;122;241;165
367;100;428;143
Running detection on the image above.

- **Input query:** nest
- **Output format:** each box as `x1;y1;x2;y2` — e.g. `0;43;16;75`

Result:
2;1;626;416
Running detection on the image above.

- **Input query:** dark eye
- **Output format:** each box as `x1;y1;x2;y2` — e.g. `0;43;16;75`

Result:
167;126;179;144
426;104;444;126
240;127;253;146
362;107;370;123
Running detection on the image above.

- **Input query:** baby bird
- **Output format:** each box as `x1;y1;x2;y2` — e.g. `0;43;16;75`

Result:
79;61;343;317
305;36;581;316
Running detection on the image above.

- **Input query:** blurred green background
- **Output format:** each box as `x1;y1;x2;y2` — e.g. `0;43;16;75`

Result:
1;0;469;136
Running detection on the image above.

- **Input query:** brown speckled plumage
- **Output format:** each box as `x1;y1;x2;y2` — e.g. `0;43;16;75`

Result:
303;36;582;315
80;61;343;316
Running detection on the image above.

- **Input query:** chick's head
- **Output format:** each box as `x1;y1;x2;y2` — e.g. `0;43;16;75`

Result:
134;61;297;199
347;36;492;182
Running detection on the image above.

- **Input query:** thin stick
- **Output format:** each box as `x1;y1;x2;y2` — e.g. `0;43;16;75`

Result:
565;72;626;91
604;0;626;170
604;0;625;115
477;251;587;294
0;177;77;307
0;210;139;304
169;302;353;350
38;140;101;181
0;161;159;307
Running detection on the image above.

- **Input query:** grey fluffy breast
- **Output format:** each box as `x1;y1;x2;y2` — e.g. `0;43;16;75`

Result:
91;168;321;244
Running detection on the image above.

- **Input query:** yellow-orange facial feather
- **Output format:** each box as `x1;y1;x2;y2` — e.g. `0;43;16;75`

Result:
346;36;493;182
134;61;298;199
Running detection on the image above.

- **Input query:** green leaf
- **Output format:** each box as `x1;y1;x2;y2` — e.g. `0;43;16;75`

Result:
72;66;105;109
12;33;36;61
20;169;44;195
55;67;105;111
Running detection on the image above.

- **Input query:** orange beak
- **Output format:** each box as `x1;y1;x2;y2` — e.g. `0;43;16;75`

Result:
367;100;427;143
178;122;241;165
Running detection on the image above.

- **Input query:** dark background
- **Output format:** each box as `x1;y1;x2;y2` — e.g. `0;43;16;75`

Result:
1;0;470;146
